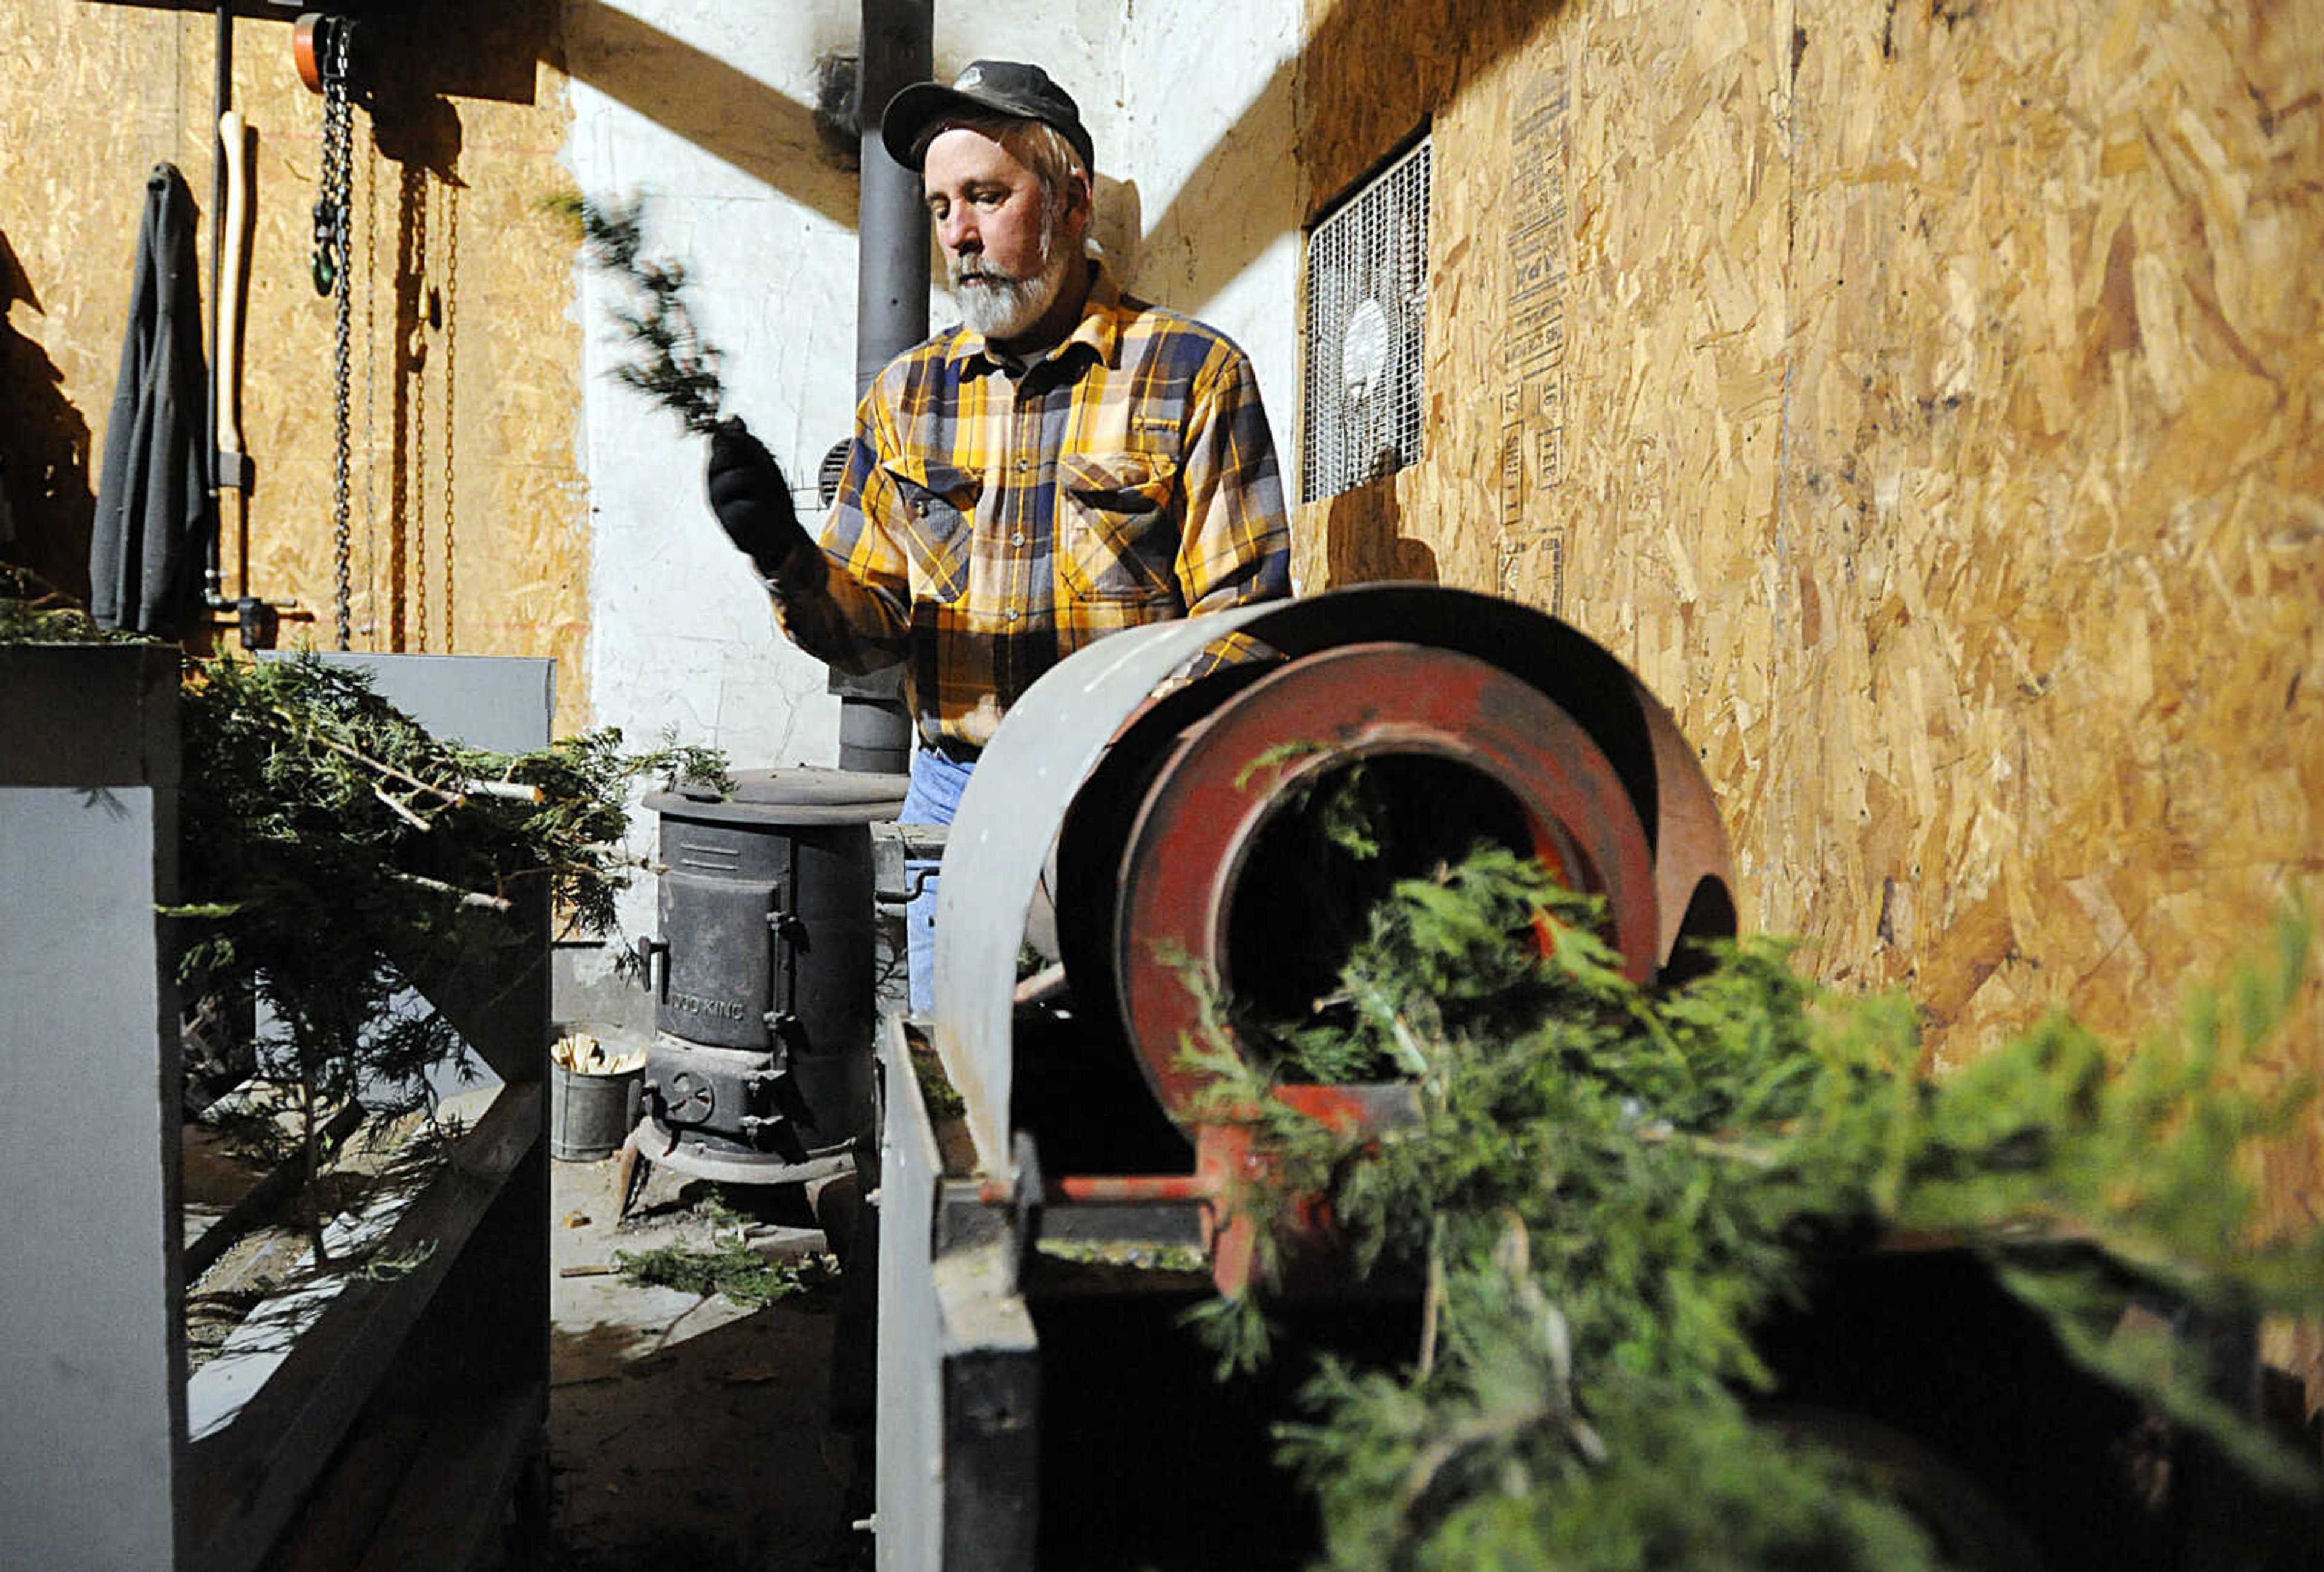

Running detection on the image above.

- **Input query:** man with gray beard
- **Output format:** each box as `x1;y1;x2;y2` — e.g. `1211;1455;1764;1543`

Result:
706;59;1290;1018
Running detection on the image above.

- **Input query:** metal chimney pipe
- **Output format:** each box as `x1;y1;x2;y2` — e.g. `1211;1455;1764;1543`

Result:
856;0;934;397
828;0;933;775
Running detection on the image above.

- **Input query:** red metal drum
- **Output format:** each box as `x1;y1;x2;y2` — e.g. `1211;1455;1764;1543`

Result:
1108;641;1659;1125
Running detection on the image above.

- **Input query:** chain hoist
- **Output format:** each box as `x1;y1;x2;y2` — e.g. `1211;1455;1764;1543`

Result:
439;180;458;651
361;126;380;638
410;177;430;650
315;19;356;649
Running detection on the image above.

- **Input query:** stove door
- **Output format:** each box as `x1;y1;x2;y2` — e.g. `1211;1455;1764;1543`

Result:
655;863;789;1050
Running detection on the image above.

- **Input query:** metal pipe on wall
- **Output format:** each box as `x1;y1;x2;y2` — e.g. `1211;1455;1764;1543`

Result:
203;1;233;611
828;0;933;774
855;0;933;398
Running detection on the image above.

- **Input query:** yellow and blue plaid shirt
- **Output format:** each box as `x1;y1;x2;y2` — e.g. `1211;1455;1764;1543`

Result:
769;260;1290;751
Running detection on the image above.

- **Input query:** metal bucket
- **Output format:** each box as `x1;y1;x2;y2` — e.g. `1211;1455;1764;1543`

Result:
550;1062;642;1162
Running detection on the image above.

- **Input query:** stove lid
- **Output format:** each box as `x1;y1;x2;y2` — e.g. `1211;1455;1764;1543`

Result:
645;765;908;827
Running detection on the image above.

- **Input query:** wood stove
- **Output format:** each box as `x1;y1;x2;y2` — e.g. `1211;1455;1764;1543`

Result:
637;766;906;1183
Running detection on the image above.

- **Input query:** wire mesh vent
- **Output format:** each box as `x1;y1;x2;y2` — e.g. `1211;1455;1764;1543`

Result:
818;438;852;508
1301;136;1431;504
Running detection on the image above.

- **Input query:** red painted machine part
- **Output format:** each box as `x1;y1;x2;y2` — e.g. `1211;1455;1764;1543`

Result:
1111;642;1658;1128
292;13;325;94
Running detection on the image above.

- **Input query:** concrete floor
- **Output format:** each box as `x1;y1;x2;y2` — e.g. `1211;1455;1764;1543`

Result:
547;1149;862;1571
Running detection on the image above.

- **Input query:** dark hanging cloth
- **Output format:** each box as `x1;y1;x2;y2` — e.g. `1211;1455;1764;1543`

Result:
91;162;213;637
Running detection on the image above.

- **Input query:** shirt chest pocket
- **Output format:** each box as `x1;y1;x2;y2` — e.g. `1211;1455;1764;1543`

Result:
881;457;983;604
1058;449;1183;603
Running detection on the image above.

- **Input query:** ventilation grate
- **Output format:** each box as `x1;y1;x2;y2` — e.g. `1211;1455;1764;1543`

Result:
1301;136;1431;504
818;438;852;508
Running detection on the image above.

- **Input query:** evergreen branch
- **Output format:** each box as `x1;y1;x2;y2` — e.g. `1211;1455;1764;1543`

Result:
463;778;546;804
372;785;432;831
159;651;728;1246
310;726;467;805
564;191;727;433
0;564;146;644
1171;787;2323;1569
387;868;513;912
1393;1398;1557;1519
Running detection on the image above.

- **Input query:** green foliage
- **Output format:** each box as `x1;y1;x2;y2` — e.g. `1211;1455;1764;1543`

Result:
176;651;720;973
1180;1286;1280;1380
352;1239;439;1282
910;1041;968;1121
614;1240;835;1309
1034;1238;1211;1274
167;653;724;1245
1184;845;2324;1570
0;564;139;643
1233;741;1389;858
558;191;726;434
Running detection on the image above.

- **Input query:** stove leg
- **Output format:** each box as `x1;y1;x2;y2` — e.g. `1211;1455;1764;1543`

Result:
613;1126;647;1221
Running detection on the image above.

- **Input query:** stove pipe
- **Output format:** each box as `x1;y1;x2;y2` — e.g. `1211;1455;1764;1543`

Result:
825;0;933;775
856;0;933;397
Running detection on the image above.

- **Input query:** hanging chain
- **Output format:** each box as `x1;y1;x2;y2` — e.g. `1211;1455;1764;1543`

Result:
439;181;458;652
412;176;430;652
361;132;379;638
317;20;355;650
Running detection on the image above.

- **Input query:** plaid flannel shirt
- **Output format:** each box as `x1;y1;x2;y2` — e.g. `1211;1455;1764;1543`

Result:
768;260;1290;751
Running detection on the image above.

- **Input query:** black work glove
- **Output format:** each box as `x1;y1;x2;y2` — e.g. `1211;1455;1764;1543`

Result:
706;416;818;584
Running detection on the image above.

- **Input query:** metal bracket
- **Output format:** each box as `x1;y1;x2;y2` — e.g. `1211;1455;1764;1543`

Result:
1008;1130;1044;1290
934;1178;1009;1257
872;820;951;904
632;935;669;996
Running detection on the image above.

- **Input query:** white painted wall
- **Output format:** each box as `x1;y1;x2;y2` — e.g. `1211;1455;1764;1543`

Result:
561;1;1305;940
1115;0;1307;580
566;0;861;784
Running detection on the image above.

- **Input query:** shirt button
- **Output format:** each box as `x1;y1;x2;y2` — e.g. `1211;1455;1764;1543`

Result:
1011;531;1025;547
1014;459;1031;474
1004;608;1019;622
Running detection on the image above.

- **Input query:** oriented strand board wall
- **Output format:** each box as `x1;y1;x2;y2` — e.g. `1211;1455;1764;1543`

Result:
0;3;206;600
1;1;589;736
1298;0;2323;1380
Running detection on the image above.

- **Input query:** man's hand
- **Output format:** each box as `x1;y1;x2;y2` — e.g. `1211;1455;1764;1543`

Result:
706;417;816;582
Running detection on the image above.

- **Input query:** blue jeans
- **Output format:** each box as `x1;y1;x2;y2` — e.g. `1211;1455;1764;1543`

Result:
901;747;973;1019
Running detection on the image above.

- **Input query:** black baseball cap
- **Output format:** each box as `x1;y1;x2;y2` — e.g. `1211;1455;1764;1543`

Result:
881;60;1095;176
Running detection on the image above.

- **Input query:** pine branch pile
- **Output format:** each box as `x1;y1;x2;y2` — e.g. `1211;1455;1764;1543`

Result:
1187;846;2324;1570
550;191;726;434
614;1240;838;1310
172;654;725;1188
7;531;722;1260
1;562;137;643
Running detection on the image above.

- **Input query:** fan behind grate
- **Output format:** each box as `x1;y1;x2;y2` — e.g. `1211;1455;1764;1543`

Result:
1302;136;1431;504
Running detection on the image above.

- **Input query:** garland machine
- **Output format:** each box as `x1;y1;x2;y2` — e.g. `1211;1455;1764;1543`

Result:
634;583;2279;1571
870;584;1735;1571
